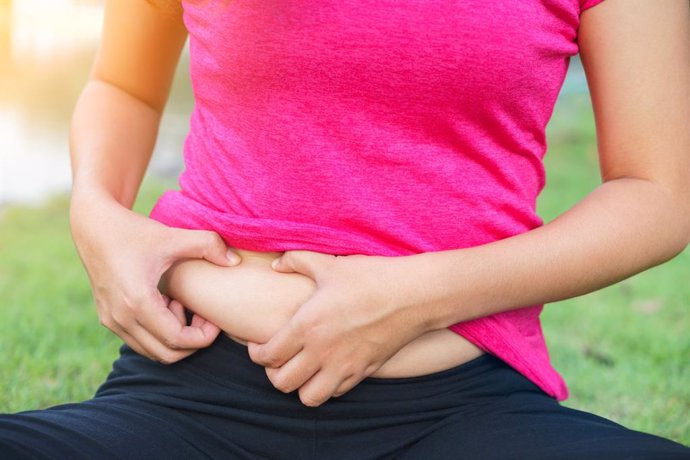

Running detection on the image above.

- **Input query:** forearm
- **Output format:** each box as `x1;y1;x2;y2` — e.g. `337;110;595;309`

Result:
69;79;161;211
401;178;690;331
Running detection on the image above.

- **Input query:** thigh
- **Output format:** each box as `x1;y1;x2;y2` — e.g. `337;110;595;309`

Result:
0;397;227;460
0;336;316;460
398;385;690;460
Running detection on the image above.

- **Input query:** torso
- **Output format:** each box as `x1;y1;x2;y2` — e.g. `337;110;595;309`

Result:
224;248;486;379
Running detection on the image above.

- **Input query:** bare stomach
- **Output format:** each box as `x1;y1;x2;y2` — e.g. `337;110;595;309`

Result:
159;247;485;379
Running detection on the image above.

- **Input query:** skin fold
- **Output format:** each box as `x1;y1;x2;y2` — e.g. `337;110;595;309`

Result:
158;248;486;379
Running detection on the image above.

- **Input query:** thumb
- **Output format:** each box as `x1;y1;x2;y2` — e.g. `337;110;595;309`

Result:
168;228;241;267
271;250;331;280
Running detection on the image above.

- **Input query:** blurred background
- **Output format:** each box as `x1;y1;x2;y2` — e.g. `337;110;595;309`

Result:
0;0;599;209
0;0;688;447
0;0;190;207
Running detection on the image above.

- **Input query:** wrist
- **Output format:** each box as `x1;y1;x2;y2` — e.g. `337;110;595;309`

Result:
396;250;462;332
385;253;448;335
69;187;128;241
70;179;128;210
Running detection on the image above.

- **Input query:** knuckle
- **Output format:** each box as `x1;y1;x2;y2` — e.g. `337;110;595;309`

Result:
122;291;146;312
306;324;328;343
157;350;182;365
332;388;345;398
205;232;224;249
339;363;357;378
162;338;183;351
271;376;293;394
300;394;322;408
252;348;272;367
292;315;314;335
364;363;380;378
264;355;282;368
128;344;147;358
99;315;113;330
109;309;126;325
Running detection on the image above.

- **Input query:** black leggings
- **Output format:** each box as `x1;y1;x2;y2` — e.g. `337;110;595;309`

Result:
1;333;688;459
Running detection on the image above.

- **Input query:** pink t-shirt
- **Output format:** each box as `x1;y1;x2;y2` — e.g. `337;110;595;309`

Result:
150;0;607;401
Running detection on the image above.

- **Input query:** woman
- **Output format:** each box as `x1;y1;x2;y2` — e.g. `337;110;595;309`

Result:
1;0;689;458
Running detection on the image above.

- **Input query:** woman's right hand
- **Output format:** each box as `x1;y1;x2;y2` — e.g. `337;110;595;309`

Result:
69;192;242;364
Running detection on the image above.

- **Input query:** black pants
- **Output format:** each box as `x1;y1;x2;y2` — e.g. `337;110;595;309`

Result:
1;333;688;459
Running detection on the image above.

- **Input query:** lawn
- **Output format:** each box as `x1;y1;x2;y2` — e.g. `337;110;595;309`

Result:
0;91;688;446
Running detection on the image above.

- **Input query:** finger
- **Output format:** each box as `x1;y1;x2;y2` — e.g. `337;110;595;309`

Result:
189;312;222;337
111;319;194;365
106;321;155;360
332;374;363;398
271;250;335;280
264;351;321;394
98;311;153;359
247;319;304;368
128;322;196;364
111;306;194;363
135;290;221;351
168;299;187;325
167;228;241;267
298;369;349;408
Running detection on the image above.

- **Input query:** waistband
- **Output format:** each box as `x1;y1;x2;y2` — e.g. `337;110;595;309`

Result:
98;333;547;420
191;334;541;402
219;332;499;386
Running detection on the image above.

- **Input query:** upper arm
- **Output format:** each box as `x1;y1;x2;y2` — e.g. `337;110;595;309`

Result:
578;0;690;207
91;0;189;113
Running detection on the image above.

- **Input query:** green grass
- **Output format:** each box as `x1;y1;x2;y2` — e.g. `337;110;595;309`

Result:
0;186;170;410
540;92;690;444
0;93;688;446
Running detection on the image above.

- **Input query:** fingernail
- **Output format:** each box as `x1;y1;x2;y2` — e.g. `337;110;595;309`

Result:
227;251;241;266
271;257;280;270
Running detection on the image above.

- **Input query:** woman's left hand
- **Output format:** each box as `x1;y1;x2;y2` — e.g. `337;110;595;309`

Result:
246;250;430;407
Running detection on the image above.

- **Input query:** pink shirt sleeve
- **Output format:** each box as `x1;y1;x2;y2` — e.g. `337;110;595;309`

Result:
581;0;606;12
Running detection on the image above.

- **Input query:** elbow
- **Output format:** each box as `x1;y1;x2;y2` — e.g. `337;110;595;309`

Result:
671;232;690;259
674;226;690;257
679;211;690;251
659;188;690;260
637;178;690;263
680;202;690;252
651;217;689;267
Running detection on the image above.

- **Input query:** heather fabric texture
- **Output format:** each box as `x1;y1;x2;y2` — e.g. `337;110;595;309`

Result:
150;0;607;401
